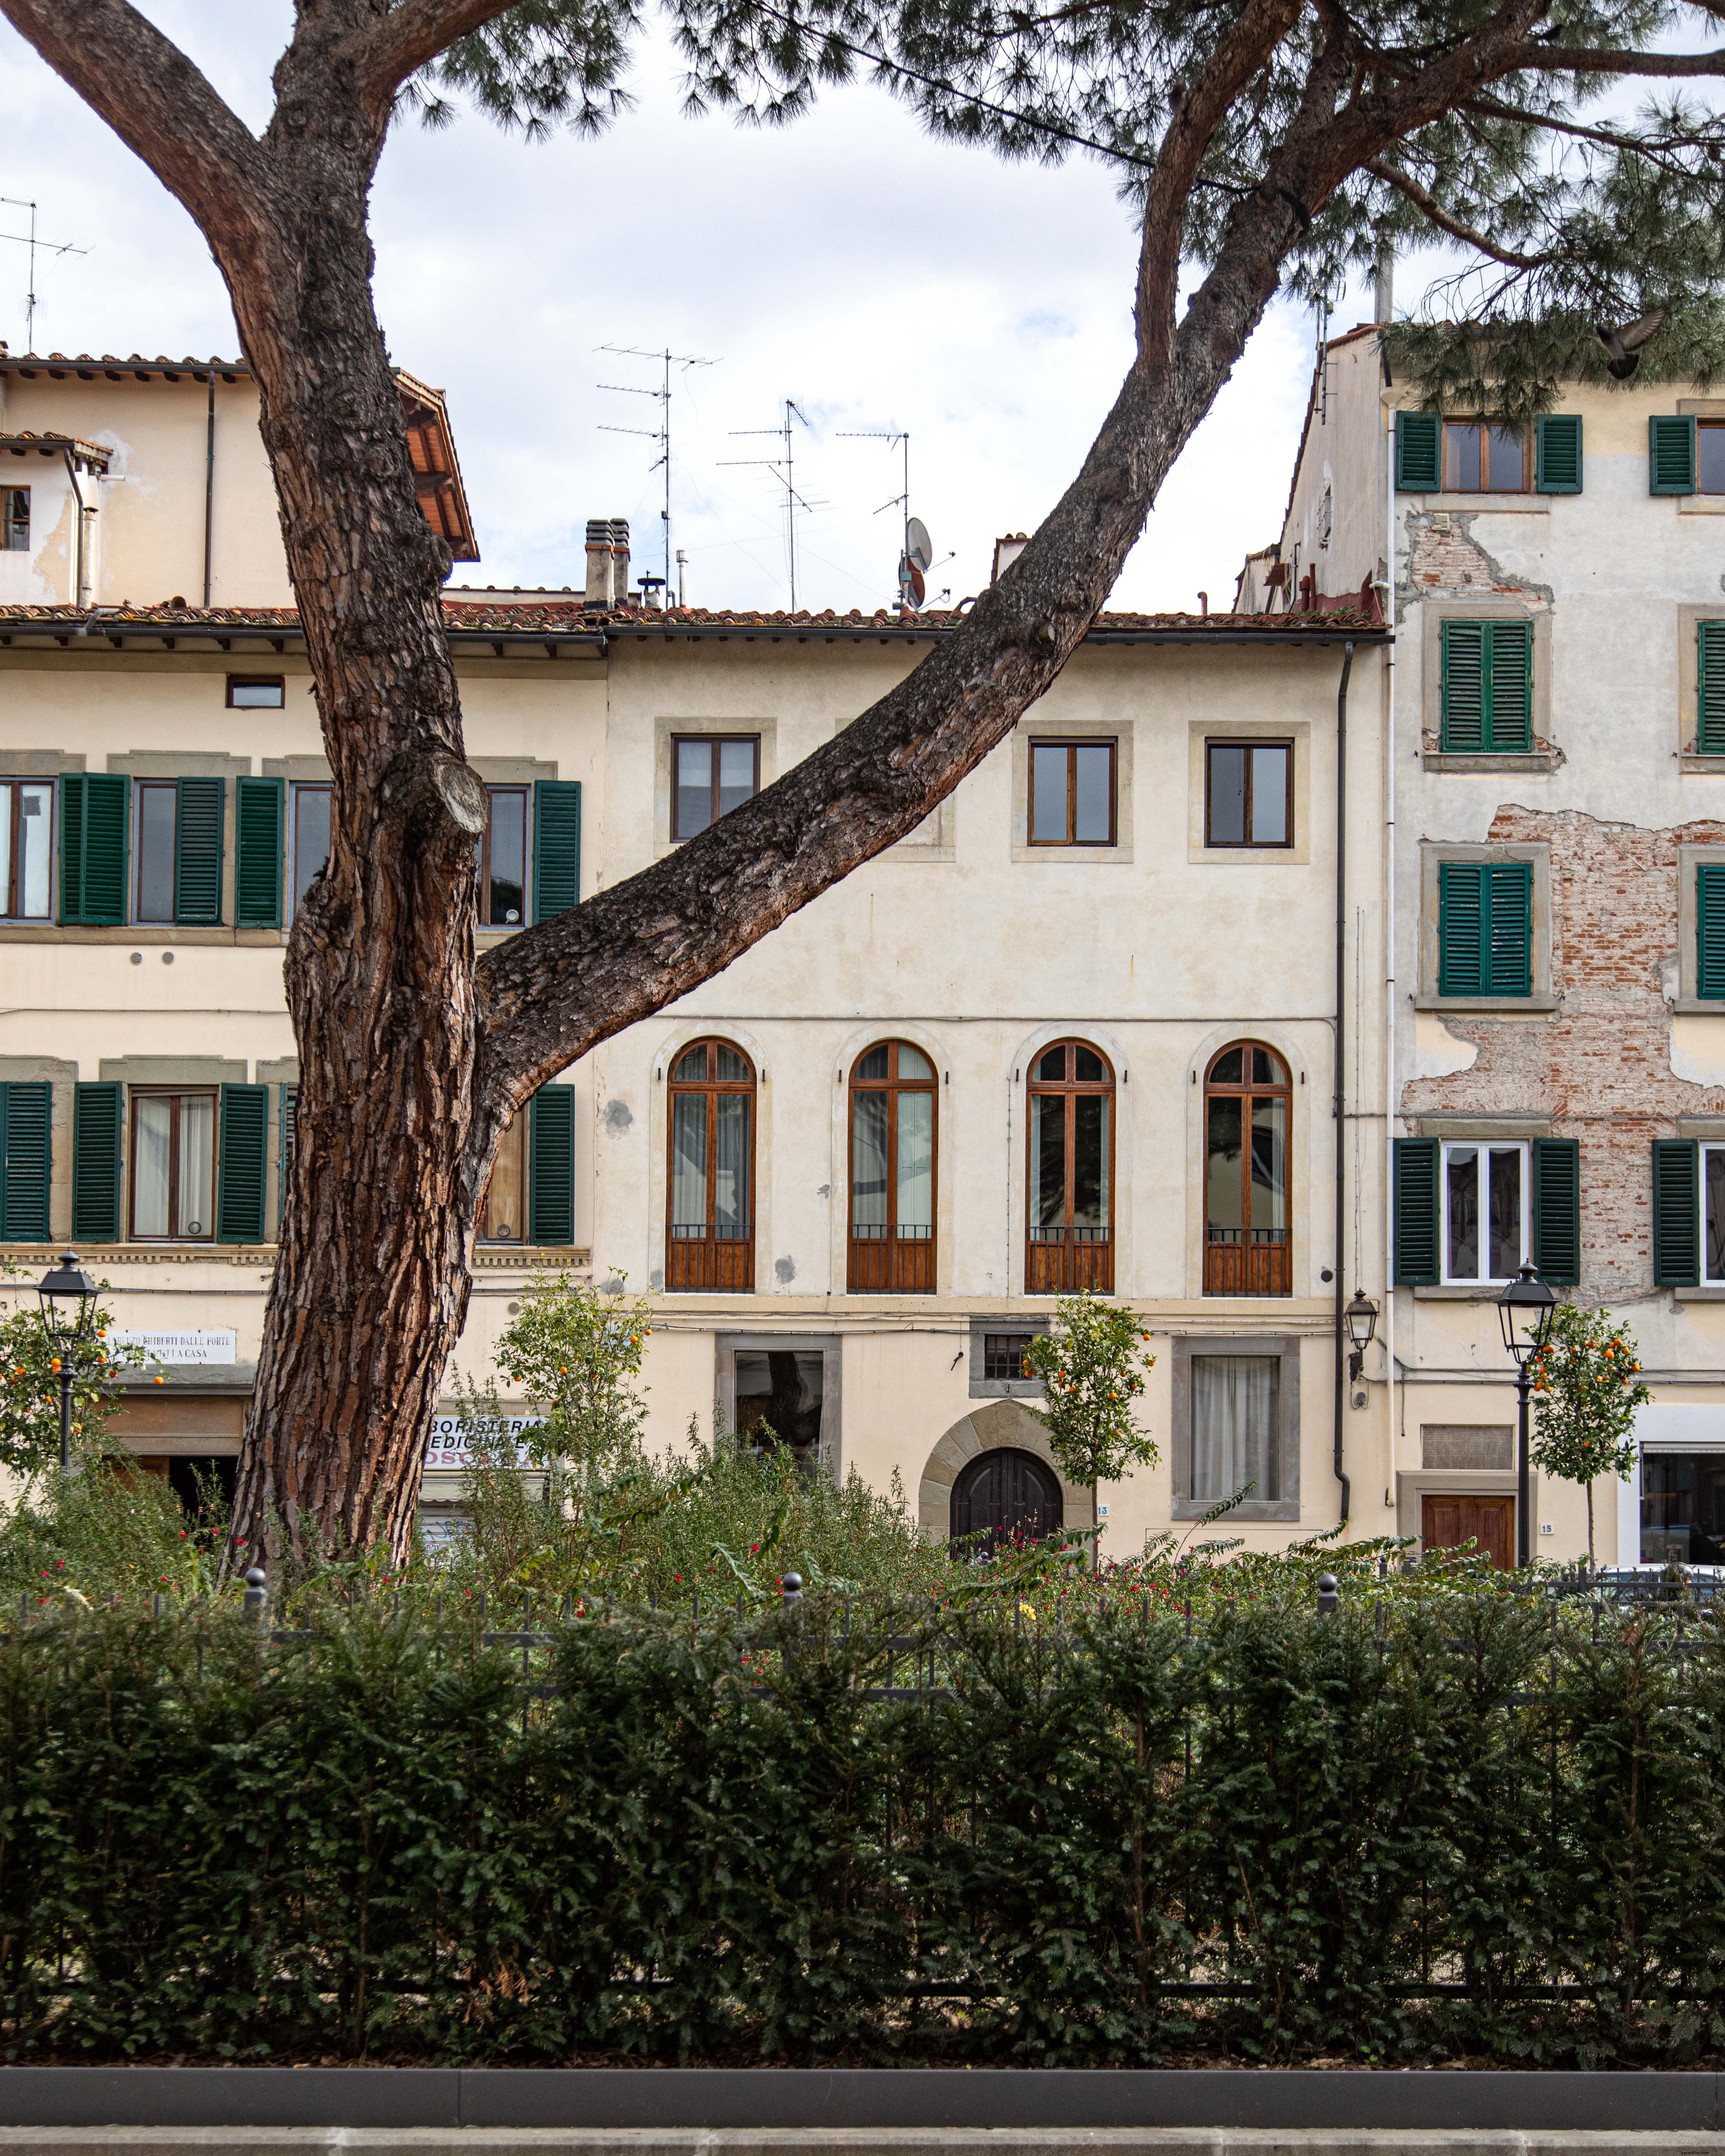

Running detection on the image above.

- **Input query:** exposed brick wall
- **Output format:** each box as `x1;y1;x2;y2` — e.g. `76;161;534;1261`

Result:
1405;513;1558;758
1404;807;1725;1303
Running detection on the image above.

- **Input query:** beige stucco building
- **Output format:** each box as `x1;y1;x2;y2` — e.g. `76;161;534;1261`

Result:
0;345;1400;1561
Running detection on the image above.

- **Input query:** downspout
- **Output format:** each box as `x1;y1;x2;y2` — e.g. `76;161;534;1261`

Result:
61;448;85;608
1334;638;1356;1526
202;372;216;609
1381;406;1399;1531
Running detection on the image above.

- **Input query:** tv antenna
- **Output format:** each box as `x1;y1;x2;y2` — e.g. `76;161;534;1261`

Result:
597;344;717;595
720;398;823;611
841;428;931;610
0;198;88;353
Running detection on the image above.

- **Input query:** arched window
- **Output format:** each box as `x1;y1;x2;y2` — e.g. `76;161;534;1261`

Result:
1203;1041;1291;1296
1026;1040;1114;1292
849;1041;937;1291
668;1038;754;1292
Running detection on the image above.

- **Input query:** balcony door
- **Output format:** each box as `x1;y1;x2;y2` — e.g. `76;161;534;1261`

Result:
1204;1042;1291;1295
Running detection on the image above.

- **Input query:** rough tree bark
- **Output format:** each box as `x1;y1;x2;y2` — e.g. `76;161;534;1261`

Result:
0;0;1608;1565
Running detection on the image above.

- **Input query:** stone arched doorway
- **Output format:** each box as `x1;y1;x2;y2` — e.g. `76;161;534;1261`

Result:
917;1398;1095;1542
951;1447;1063;1554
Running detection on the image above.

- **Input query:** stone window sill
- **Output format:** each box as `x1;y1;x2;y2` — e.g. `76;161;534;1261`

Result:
1171;1499;1300;1522
1413;495;1550;514
1682;754;1725;774
1423;752;1558;774
1671;998;1725;1016
1413;1283;1516;1301
1677;497;1725;515
1675;1285;1725;1301
1412;995;1558;1015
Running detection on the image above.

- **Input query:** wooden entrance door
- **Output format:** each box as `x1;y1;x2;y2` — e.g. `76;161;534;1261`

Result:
1422;1493;1514;1571
950;1448;1064;1556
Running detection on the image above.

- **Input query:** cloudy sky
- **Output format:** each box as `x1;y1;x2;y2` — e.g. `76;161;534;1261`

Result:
0;4;1387;615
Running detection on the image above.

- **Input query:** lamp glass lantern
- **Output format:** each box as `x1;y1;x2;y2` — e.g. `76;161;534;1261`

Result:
36;1251;99;1349
1344;1291;1379;1352
1497;1263;1557;1367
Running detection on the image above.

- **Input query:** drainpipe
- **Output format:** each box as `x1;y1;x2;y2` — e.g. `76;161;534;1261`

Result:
60;448;85;608
1334;638;1356;1527
202;372;216;608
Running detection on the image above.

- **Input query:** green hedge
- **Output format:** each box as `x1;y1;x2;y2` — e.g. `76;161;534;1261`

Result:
2;1590;1723;2064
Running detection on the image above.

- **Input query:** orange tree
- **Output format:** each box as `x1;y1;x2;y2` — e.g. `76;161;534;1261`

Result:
1020;1292;1157;1570
0;1282;149;1480
1528;1304;1651;1571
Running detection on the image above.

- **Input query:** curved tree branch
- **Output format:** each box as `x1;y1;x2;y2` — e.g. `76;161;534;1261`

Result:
1365;156;1567;269
351;0;526;110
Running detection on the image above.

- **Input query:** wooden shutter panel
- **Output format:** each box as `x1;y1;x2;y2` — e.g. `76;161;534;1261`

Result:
1395;411;1440;492
1652;1138;1700;1287
1486;861;1533;995
1484;621;1531;752
1699;866;1725;999
1438;862;1486;996
1394;1137;1440;1284
174;777;224;925
277;1083;297;1234
1650;414;1697;495
0;1081;51;1241
1534;413;1583;494
1698;623;1725;755
217;1083;269;1243
1440;623;1486;751
235;777;284;928
72;1082;123;1241
58;772;129;925
1531;1136;1581;1286
532;781;581;922
528;1084;575;1245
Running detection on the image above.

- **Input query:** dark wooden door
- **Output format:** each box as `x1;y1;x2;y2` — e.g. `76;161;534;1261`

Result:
951;1448;1064;1556
1422;1493;1514;1571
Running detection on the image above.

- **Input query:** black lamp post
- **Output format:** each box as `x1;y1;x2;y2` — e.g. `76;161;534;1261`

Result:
1344;1290;1379;1386
1497;1263;1557;1567
36;1251;99;1476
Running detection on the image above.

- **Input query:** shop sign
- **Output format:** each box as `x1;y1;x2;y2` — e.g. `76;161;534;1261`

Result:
424;1414;545;1470
112;1329;237;1366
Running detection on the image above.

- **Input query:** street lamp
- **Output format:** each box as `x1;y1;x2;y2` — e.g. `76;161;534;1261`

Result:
1344;1290;1379;1385
1497;1263;1557;1568
36;1251;99;1476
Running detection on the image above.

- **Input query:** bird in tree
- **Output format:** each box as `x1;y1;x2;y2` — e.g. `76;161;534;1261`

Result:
2;0;1719;1565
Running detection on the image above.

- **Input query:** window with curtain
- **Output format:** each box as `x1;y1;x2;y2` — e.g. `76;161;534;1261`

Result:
131;1089;216;1241
0;779;52;920
1026;1040;1113;1292
1441;1140;1528;1284
673;737;759;839
667;1038;754;1292
848;1041;937;1291
1190;1354;1282;1502
1204;1042;1290;1295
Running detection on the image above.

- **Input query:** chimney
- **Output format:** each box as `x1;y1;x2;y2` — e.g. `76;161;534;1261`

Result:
584;517;632;607
991;533;1029;583
1373;239;1394;326
609;517;630;603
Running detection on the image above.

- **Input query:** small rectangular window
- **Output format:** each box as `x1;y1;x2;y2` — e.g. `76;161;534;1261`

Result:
984;1332;1036;1382
135;780;178;924
290;783;331;919
1;488;29;551
1191;1354;1281;1502
131;1089;217;1241
1701;421;1725;496
672;735;760;840
1028;739;1116;846
1440;1140;1528;1285
227;676;285;709
1205;741;1291;848
0;779;53;919
478;785;528;926
1443;421;1529;494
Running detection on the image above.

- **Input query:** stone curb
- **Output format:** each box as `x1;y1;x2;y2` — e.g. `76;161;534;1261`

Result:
0;2136;1719;2156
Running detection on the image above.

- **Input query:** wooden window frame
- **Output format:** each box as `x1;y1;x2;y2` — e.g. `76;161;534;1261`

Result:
225;675;285;710
1203;1041;1292;1297
128;1086;218;1244
1442;419;1532;495
0;777;52;920
666;1037;756;1293
1027;739;1117;848
1025;1039;1115;1293
847;1040;938;1293
671;734;761;841
1203;739;1293;850
476;1106;528;1244
1;487;28;551
478;783;530;929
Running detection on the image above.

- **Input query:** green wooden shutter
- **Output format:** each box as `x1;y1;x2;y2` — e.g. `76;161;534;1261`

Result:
1531;1136;1581;1286
0;1081;51;1241
1650;413;1696;495
277;1083;298;1235
528;1084;576;1245
174;777;224;925
1440;623;1486;751
58;772;129;925
533;781;582;923
1486;861;1533;995
1394;1137;1441;1284
235;777;284;928
1652;1138;1700;1286
1484;620;1531;751
1534;413;1583;494
71;1082;123;1241
1438;863;1486;996
217;1083;268;1243
1697;623;1725;754
1395;411;1441;492
1699;865;1725;999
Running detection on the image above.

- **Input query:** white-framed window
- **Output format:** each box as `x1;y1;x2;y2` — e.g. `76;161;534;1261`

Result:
1703;1143;1725;1282
0;778;53;920
1441;1139;1529;1285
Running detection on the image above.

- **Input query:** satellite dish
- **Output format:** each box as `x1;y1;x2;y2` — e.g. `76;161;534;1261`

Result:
900;556;927;609
905;517;933;572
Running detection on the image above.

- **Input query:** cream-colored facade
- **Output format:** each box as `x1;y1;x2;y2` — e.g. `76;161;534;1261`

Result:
0;352;1398;1559
1267;320;1725;1569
